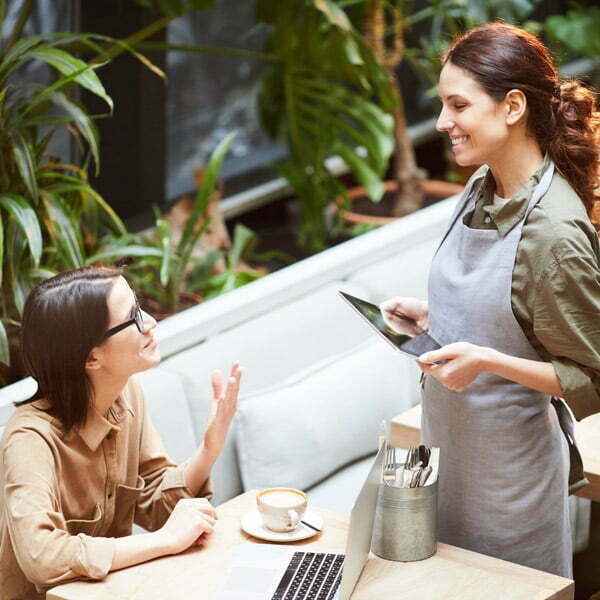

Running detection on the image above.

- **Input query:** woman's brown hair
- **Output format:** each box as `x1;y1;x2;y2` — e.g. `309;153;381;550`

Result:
443;22;600;230
17;267;122;432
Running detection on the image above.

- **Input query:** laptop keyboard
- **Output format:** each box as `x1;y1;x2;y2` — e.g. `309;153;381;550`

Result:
271;551;344;600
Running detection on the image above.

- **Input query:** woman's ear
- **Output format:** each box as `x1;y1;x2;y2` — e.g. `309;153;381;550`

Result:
85;347;103;371
504;89;527;126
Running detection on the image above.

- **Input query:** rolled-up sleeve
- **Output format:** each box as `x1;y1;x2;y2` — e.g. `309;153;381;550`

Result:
2;430;115;590
134;397;212;532
533;253;600;420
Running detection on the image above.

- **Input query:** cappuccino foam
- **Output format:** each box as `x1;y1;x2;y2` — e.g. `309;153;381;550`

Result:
261;490;304;508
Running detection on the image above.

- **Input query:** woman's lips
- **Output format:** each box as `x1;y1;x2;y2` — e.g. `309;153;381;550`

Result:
144;337;157;349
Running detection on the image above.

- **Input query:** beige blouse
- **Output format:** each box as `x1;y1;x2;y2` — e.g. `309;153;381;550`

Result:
0;376;211;600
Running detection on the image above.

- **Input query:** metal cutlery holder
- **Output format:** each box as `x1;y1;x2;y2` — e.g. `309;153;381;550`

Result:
371;478;438;562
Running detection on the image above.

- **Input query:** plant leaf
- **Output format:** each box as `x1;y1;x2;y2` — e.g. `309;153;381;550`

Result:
153;206;172;287
335;143;384;201
44;91;101;174
177;131;236;255
10;129;39;202
27;46;113;110
313;0;352;31
84;245;163;266
0;320;8;366
41;179;126;236
0;214;3;289
229;223;257;269
0;193;42;266
40;191;84;269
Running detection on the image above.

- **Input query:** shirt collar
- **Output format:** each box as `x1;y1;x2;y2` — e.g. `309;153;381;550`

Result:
74;394;135;452
480;154;551;237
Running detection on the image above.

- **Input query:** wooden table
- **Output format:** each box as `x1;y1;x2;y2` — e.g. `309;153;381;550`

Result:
47;491;573;600
390;404;600;502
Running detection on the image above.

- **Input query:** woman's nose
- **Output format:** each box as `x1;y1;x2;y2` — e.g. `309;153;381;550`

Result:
436;108;453;132
141;309;157;332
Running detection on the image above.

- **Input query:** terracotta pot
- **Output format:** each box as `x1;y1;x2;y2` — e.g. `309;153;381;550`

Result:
336;179;465;227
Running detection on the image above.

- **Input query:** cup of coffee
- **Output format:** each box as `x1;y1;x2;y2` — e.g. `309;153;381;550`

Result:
257;488;307;532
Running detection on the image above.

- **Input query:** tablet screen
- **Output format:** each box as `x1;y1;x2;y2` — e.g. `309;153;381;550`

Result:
339;292;441;359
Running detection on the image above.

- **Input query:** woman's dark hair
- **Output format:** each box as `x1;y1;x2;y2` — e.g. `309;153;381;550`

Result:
17;267;122;432
443;22;600;230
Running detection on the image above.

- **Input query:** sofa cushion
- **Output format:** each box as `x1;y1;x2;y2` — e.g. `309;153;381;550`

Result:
235;339;413;493
161;281;373;505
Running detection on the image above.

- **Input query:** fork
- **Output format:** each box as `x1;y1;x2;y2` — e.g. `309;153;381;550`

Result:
402;446;419;487
383;444;397;485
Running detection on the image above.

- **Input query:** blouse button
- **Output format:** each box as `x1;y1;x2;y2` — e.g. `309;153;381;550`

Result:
484;216;491;224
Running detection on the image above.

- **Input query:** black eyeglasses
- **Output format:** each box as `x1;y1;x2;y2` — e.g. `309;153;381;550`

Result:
103;297;146;340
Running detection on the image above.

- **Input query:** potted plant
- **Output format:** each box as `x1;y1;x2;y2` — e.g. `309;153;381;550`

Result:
0;0;212;383
88;133;266;315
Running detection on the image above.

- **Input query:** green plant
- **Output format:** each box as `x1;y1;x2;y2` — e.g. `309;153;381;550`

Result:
0;29;127;367
0;0;216;374
87;133;240;313
256;0;396;252
202;223;265;300
545;6;600;68
404;0;549;101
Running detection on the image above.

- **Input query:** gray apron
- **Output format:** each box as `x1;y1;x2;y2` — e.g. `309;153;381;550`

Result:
422;162;573;578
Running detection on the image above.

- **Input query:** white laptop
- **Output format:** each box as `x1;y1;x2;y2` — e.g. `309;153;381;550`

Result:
215;445;384;600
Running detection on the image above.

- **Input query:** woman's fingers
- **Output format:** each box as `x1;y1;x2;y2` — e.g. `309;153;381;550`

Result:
211;370;223;399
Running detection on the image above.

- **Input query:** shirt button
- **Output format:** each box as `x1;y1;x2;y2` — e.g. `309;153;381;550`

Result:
107;433;113;440
108;491;113;499
484;216;491;224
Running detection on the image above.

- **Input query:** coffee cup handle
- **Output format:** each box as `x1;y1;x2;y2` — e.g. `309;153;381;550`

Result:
287;509;300;528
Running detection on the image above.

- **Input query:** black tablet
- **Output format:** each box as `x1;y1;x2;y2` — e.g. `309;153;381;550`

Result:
339;291;441;362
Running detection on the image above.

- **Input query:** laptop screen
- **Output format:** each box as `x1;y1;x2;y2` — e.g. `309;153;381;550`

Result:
338;444;384;600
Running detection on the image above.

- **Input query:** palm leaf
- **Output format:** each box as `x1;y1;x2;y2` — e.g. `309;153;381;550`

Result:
0;194;42;266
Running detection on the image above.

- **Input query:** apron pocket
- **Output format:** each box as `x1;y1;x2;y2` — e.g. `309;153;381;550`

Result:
65;504;103;536
113;475;144;535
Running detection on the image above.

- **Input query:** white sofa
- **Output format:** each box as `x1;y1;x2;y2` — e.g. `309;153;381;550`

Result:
0;195;590;552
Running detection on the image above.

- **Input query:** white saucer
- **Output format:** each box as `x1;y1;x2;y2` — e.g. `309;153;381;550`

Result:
240;509;323;542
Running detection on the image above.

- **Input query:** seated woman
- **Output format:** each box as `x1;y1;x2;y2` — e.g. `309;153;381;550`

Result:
0;267;242;599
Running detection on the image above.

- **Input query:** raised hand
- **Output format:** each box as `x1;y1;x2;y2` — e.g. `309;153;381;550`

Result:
203;362;242;459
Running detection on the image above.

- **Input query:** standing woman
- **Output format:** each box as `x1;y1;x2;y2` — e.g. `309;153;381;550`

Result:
381;22;599;577
0;267;242;599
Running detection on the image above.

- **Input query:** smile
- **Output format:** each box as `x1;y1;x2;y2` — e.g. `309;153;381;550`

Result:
144;337;157;349
451;136;469;146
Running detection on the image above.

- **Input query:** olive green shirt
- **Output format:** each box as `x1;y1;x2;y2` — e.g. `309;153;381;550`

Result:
467;155;600;421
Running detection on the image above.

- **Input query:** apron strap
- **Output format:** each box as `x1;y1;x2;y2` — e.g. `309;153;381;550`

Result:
550;397;589;494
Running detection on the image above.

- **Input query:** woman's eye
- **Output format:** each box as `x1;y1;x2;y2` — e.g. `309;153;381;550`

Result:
453;104;467;110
